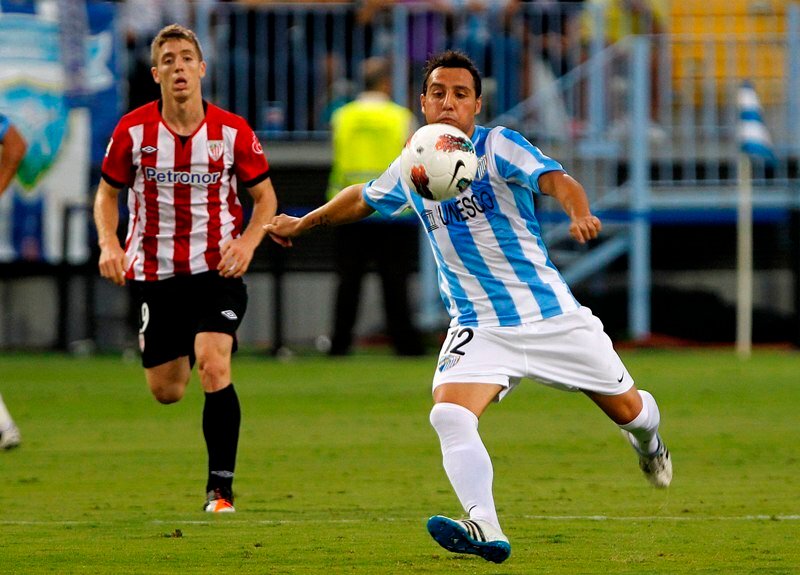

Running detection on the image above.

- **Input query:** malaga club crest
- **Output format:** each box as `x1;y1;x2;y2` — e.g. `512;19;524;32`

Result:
0;15;69;192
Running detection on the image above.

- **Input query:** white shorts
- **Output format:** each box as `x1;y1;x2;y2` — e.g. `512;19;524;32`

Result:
432;307;634;401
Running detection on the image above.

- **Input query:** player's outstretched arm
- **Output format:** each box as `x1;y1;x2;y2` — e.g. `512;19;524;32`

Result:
93;179;127;286
539;171;602;244
264;183;375;247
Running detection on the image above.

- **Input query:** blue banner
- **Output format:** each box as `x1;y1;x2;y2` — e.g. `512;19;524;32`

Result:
0;2;118;263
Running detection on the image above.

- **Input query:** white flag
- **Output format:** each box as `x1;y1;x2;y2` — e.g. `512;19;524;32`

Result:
737;81;776;164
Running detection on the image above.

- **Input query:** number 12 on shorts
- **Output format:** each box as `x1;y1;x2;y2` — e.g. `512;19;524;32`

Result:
443;327;474;356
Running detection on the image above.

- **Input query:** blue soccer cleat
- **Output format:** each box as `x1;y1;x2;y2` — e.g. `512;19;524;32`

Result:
427;515;511;564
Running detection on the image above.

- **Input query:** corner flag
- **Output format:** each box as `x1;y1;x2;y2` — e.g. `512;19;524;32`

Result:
735;81;775;359
737;81;776;164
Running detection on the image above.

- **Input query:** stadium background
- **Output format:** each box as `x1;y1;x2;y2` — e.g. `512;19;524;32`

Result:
0;0;797;354
1;4;798;573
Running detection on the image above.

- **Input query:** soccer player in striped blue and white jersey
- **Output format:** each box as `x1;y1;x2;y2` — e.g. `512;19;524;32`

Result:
265;50;671;564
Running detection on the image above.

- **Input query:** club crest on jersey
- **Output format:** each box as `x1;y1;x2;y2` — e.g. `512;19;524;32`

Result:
437;354;461;372
207;140;224;161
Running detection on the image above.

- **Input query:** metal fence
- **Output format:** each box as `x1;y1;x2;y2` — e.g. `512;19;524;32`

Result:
4;0;798;350
147;1;800;341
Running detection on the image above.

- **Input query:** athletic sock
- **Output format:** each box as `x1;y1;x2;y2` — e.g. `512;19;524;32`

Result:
429;402;501;530
620;390;661;455
203;384;241;494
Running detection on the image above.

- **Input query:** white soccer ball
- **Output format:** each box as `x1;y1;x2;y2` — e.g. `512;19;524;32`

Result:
400;123;478;201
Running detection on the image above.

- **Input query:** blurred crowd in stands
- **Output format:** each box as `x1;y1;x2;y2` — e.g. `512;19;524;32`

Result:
116;1;668;133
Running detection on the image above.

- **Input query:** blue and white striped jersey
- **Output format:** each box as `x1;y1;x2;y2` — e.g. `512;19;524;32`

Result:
363;124;580;328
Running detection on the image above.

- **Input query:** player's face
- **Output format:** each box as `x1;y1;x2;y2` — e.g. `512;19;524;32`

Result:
421;67;482;138
151;38;206;104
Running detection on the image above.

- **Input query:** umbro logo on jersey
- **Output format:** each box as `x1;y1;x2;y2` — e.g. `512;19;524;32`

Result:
221;310;238;320
141;145;157;154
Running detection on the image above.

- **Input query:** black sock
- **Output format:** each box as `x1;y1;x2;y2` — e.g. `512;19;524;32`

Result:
203;384;241;495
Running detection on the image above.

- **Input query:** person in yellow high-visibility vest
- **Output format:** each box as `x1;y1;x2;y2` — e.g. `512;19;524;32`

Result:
326;57;425;356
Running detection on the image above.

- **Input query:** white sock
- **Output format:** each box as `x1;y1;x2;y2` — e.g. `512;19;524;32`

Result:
620;390;661;455
429;402;500;529
0;393;13;432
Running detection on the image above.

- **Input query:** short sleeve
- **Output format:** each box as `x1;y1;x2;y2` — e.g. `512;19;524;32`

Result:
101;123;134;188
491;128;563;196
233;124;270;187
362;158;412;218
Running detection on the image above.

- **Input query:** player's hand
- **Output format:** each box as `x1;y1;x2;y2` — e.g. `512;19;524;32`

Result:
98;243;127;286
263;214;303;248
569;215;602;244
218;237;255;278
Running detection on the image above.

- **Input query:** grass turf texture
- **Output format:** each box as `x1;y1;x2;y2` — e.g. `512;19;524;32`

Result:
0;350;798;574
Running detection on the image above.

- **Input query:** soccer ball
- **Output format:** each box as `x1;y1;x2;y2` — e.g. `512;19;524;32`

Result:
400;123;478;201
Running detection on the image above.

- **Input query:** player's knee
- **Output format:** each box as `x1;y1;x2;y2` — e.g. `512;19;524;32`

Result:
197;356;230;389
430;402;478;438
151;383;185;404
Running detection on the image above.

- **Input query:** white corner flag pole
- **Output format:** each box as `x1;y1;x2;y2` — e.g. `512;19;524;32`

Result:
736;153;753;359
736;81;776;359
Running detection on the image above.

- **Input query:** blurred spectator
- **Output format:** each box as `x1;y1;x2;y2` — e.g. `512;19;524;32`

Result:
520;1;586;139
120;0;191;110
450;0;522;115
326;57;425;356
524;0;585;79
582;0;666;43
320;49;357;127
581;0;668;131
358;0;451;111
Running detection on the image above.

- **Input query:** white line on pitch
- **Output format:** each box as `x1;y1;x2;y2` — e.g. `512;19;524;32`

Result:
521;515;800;521
2;515;798;526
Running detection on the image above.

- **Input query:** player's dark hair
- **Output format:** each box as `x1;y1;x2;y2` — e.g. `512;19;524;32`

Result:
422;50;482;98
151;23;204;67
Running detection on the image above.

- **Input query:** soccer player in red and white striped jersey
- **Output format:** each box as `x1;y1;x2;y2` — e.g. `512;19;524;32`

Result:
94;24;278;513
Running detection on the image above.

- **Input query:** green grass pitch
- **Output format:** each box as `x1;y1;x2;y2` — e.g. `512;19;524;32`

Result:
1;349;798;574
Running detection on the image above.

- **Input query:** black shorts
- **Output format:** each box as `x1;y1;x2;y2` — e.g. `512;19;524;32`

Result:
130;271;248;368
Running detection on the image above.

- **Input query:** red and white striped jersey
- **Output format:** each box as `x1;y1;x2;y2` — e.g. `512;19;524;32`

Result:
101;100;270;281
